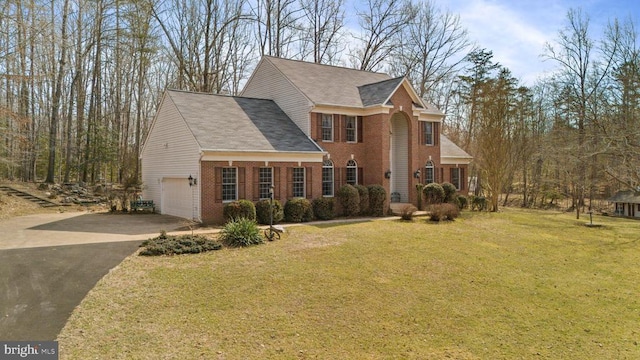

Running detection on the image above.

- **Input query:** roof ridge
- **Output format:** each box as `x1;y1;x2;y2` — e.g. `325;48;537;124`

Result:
166;88;277;102
264;56;389;76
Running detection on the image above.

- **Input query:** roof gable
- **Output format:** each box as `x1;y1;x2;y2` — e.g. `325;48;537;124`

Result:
440;135;472;164
166;90;322;153
263;56;391;107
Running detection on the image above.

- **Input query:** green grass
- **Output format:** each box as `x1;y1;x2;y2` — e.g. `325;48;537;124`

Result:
57;208;640;359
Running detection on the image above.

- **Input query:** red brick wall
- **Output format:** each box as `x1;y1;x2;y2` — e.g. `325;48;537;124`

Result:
200;160;323;224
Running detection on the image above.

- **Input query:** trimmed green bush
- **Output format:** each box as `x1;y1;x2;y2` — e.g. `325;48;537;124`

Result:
367;184;386;217
139;232;222;256
223;200;256;222
428;203;460;222
441;182;458;203
423;183;445;205
219;218;263;247
312;197;335;220
284;198;313;223
255;199;284;225
457;195;469;209
354;184;370;215
337;184;360;216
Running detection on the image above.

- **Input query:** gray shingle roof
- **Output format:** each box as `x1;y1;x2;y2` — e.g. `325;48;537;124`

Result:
358;77;404;107
440;135;472;163
166;90;322;153
608;190;640;204
264;56;392;107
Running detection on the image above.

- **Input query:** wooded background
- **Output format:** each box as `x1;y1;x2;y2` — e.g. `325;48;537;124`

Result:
1;0;638;213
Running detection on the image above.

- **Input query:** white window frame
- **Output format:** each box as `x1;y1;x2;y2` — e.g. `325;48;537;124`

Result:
425;161;435;184
321;114;333;142
423;122;434;146
346;159;357;185
322;160;334;197
258;167;273;200
292;167;305;198
222;167;237;202
346;116;357;143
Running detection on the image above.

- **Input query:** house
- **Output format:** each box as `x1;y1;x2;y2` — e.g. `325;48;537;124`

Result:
141;56;472;224
608;190;640;218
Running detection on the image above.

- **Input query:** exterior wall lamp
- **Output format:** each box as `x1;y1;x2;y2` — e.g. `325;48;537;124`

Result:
188;174;197;187
384;170;392;179
413;169;421;179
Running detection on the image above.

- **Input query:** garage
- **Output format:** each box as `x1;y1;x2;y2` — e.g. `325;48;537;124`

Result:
161;178;194;220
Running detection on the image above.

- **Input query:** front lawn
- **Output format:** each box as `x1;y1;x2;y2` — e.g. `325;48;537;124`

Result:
57;209;640;359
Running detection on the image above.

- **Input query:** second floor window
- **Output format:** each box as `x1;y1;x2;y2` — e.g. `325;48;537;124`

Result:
423;122;434;145
346;116;357;142
346;159;358;185
292;168;305;198
322;114;333;141
259;167;273;199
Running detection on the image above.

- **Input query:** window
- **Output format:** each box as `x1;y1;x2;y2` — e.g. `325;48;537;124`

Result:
345;116;357;142
222;168;237;202
259;167;273;199
451;168;461;190
346;159;357;185
322;160;334;196
423;122;434;145
292;168;305;198
321;114;333;141
425;161;435;184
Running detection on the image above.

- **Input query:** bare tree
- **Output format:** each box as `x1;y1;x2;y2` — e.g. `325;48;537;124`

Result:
351;0;416;72
299;0;345;64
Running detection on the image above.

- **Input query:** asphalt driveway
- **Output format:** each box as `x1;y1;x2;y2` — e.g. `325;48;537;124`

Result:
0;211;185;341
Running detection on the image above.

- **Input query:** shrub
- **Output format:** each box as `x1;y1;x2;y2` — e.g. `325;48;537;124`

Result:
354;184;370;215
284;198;313;223
218;218;263;247
470;195;487;211
337;184;360;216
441;182;458;203
423;183;445;205
223;200;256;222
255;199;284;225
139;233;222;256
312;197;335;220
428;203;460;222
457;195;469;209
400;204;418;221
368;184;386;217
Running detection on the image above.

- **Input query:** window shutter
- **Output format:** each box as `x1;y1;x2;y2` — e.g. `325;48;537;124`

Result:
287;167;293;198
274;167;281;199
461;167;465;190
238;167;246;199
357;167;363;185
316;113;322;141
335;167;343;189
214;167;222;203
434;123;439;145
306;167;313;199
357;116;363;143
340;115;347;142
253;167;260;201
418;122;423;145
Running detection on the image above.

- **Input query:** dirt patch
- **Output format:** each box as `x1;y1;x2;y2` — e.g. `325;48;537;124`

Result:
0;181;99;220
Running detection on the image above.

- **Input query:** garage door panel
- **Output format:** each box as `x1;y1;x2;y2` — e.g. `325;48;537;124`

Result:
161;178;193;219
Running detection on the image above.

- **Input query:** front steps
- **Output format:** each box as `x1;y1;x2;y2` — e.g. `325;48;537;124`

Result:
0;185;60;208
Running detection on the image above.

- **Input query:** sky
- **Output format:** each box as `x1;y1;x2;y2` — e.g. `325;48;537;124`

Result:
441;0;640;84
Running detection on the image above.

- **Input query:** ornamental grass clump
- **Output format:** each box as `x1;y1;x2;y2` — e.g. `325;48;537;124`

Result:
219;218;263;247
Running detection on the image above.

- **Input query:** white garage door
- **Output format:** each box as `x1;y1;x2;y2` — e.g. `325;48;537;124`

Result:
161;178;193;220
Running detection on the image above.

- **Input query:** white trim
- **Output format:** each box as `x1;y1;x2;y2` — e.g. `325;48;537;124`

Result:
200;150;324;163
313;104;393;116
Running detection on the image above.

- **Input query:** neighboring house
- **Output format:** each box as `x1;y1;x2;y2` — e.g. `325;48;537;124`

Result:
608;190;640;218
141;56;472;223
